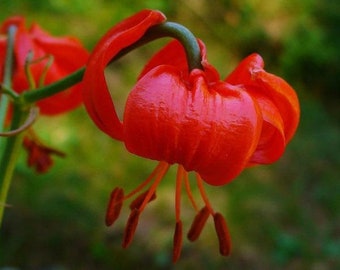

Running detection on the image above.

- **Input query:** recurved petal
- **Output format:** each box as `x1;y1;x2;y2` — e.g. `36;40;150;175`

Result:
247;90;286;164
226;53;300;159
252;69;300;143
0;16;26;33
225;53;264;85
82;10;166;141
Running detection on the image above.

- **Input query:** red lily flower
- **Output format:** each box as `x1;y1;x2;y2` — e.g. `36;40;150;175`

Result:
139;40;300;168
82;10;300;261
0;16;89;115
1;16;89;173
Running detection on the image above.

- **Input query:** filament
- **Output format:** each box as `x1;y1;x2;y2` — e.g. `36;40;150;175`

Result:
184;171;199;212
175;165;185;221
138;161;169;212
123;161;165;201
195;173;215;215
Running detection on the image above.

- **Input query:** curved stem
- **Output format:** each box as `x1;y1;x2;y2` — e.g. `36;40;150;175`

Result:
148;22;203;71
21;67;85;104
1;85;20;99
114;22;203;71
0;107;39;137
21;21;202;105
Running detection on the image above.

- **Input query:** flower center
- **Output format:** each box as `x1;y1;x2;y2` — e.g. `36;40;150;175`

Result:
105;161;231;262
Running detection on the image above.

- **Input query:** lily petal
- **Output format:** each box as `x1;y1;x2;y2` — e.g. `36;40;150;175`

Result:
226;53;300;164
1;16;89;115
124;66;262;185
82;9;166;141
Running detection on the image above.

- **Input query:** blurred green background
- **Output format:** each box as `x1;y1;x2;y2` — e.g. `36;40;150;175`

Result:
1;0;339;269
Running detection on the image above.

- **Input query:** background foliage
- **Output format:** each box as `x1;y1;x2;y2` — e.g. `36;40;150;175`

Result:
1;0;339;269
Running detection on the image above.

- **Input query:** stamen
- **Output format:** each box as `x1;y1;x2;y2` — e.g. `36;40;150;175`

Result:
172;166;184;263
123;161;166;201
213;212;231;256
105;187;124;226
175;165;185;221
184;170;199;212
129;190;156;210
122;162;169;249
122;208;140;248
172;220;183;263
138;161;169;212
195;173;215;215
187;206;210;241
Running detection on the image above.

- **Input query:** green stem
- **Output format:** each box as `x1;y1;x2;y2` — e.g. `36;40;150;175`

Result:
21;21;202;105
0;25;24;228
148;22;203;71
22;67;85;104
0;26;17;147
115;22;203;71
0;105;27;227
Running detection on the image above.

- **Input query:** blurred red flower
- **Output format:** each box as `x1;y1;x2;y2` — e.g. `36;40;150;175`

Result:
0;16;89;115
0;16;89;173
82;10;300;261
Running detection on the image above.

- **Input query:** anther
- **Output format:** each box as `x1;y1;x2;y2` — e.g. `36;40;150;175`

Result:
129;190;156;210
105;187;124;226
187;206;210;241
213;212;231;256
122;208;140;248
172;220;183;263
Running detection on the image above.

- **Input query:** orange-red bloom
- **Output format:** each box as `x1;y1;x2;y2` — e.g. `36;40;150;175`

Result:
82;10;300;261
0;16;89;115
1;16;89;173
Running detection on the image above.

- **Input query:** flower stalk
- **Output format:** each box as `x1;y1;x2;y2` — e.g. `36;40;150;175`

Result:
21;21;202;106
0;25;17;146
21;67;85;104
0;104;28;227
0;25;25;227
114;22;202;71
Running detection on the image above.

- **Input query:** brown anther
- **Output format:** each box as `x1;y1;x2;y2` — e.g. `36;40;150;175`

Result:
105;187;124;226
122;208;140;248
187;206;210;241
213;212;231;256
129;190;157;210
172;220;183;263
